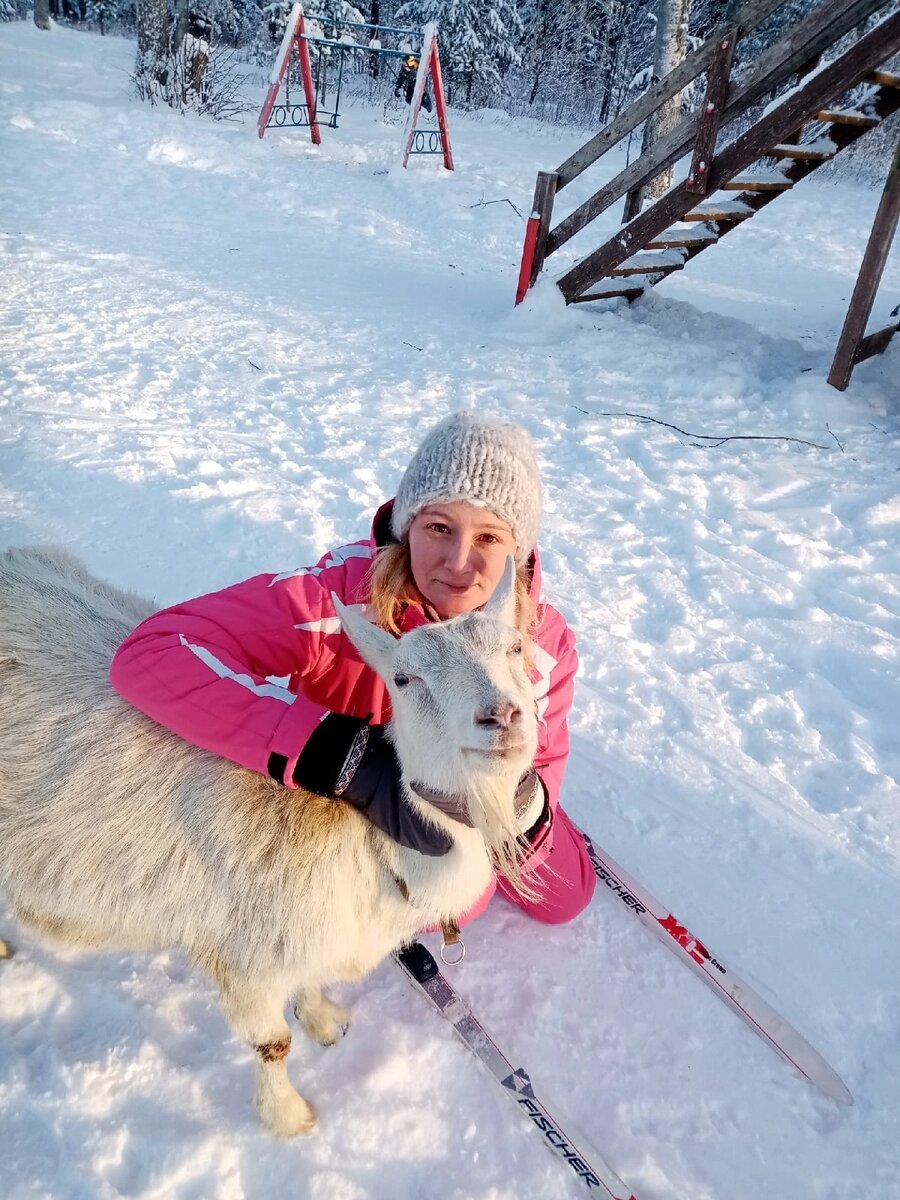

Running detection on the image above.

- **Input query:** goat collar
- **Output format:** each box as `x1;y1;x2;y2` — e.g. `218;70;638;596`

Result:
408;782;476;828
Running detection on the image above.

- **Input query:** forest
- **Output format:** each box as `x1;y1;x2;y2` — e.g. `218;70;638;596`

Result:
8;0;858;129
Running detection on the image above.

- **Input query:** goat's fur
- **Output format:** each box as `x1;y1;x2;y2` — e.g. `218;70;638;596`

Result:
0;546;537;1136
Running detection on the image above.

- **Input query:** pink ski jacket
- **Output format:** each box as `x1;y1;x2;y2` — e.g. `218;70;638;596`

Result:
109;503;577;866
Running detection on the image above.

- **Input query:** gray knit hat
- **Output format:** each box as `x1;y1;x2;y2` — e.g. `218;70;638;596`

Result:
390;412;542;564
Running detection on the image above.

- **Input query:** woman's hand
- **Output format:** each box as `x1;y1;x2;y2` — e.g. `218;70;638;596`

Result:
294;714;453;856
515;770;553;859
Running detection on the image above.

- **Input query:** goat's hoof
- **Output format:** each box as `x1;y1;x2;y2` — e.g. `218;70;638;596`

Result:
0;939;13;959
259;1090;317;1138
295;996;351;1046
317;1021;349;1047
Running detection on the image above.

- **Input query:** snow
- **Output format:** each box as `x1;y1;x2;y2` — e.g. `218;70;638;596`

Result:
1;21;900;1200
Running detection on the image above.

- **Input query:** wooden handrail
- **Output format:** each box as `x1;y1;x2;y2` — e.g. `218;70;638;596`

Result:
686;28;739;195
555;10;900;301
553;0;786;190
546;0;888;258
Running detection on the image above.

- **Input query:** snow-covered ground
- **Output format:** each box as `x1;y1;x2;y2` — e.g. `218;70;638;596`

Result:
2;21;900;1200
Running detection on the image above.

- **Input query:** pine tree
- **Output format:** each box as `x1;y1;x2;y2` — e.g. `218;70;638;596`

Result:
249;0;293;65
86;0;117;34
394;0;523;105
315;0;366;34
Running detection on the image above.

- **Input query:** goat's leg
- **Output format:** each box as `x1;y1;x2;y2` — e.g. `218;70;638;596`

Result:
217;971;316;1137
293;987;350;1046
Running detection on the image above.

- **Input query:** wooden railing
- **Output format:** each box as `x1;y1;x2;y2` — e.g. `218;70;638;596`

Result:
519;0;894;299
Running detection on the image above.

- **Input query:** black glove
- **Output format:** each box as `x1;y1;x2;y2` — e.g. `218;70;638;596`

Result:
294;714;453;857
515;769;553;859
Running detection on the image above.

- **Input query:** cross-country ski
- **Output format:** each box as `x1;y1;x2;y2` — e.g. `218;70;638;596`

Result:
396;943;638;1199
582;832;853;1105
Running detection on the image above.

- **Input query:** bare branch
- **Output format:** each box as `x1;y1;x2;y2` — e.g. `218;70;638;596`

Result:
466;196;526;221
576;409;831;451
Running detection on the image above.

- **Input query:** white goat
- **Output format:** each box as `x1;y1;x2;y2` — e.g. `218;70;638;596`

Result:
0;546;537;1136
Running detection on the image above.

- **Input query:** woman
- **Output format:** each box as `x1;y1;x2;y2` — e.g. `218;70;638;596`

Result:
110;411;595;925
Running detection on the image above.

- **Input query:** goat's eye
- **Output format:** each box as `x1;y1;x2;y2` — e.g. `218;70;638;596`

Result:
393;673;411;688
510;641;523;655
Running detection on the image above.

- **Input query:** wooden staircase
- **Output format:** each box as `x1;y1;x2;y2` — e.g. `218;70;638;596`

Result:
515;0;900;385
573;72;900;305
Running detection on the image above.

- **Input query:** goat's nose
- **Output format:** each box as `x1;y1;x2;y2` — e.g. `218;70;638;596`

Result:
475;702;521;731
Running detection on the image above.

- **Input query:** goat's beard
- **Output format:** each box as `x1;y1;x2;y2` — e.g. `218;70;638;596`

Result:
467;774;541;904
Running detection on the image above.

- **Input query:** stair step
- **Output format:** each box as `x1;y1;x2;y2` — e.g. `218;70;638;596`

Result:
683;204;753;222
768;143;834;162
646;228;719;249
572;284;645;304
868;70;900;89
607;249;686;277
609;260;684;277
816;109;878;128
721;177;793;192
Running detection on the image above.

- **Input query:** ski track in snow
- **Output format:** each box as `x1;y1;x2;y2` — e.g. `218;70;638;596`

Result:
1;22;900;1200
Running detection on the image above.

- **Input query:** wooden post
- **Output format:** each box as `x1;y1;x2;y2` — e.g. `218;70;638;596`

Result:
296;19;321;146
515;218;540;306
257;4;320;144
258;3;304;138
515;171;559;305
828;144;900;390
855;321;900;364
621;182;643;224
530;171;559;285
428;38;454;171
687;28;738;194
402;24;453;170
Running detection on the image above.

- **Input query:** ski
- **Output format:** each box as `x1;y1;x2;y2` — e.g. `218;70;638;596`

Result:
582;831;853;1105
396;941;638;1200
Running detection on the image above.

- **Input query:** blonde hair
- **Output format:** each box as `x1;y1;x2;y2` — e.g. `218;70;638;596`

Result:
367;542;538;649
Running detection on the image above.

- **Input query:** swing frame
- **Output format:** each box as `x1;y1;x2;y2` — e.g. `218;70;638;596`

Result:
257;5;453;170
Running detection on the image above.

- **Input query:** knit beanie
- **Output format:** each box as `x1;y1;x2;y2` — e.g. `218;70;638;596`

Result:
390;412;543;564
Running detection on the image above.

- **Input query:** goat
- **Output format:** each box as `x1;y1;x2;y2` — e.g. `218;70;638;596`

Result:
0;546;537;1136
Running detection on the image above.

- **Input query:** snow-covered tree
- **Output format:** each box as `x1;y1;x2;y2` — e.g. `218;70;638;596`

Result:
249;0;293;65
202;0;242;46
315;0;366;33
86;0;118;34
134;0;170;98
394;0;523;105
642;0;691;200
508;0;655;127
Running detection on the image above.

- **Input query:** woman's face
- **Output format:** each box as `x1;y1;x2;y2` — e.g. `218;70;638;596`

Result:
407;501;518;619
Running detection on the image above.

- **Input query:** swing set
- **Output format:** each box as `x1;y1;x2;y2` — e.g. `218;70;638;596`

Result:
258;4;453;170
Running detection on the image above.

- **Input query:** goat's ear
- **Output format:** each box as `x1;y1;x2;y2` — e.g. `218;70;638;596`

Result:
331;594;396;677
481;556;517;626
